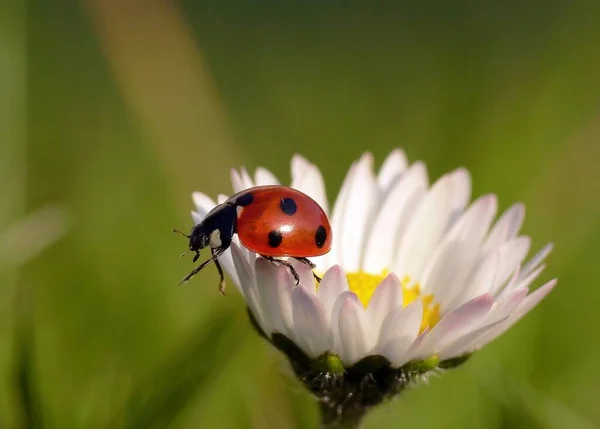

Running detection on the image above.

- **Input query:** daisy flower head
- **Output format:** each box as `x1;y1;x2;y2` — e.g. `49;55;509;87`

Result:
185;149;555;427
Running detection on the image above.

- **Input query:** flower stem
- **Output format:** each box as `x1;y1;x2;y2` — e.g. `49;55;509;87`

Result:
266;333;411;428
318;400;365;429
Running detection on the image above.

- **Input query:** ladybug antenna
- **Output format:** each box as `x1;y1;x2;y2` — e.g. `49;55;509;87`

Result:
172;228;190;238
179;249;189;258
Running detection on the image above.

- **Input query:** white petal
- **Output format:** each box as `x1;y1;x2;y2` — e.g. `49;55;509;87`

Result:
233;239;251;268
362;162;428;273
325;162;356;268
245;246;257;267
411;293;494;359
377;148;408;195
448;168;472;224
378;299;423;344
512;264;547;291
421;240;479;308
451;248;498;307
377;300;423;367
447;288;528;358
290;155;329;214
191;211;202;225
476;279;556;348
337;293;371;365
292;285;332;357
420;194;497;303
519;243;553;280
404;327;430;360
330;290;356;352
229;167;254;192
255;257;295;338
254;167;280;186
395;170;468;280
489;288;529;322
217;194;228;204
366;274;402;342
317;265;349;322
482;203;525;254
240;167;254;189
336;153;377;271
230;169;246;193
192;192;216;217
514;279;557;319
229;231;252;267
291;154;312;182
489;236;531;294
230;243;268;333
290;258;317;295
378;337;417;368
438;317;506;360
445;194;498;244
498;264;522;296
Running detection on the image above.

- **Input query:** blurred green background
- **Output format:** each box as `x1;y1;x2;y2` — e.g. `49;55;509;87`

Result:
2;0;600;428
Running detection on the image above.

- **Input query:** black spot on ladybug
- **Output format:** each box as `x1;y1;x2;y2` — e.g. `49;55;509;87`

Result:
236;192;254;207
268;230;283;248
315;225;327;248
280;197;297;216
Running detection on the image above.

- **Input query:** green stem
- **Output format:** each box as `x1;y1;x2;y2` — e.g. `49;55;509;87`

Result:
318;400;365;429
267;333;411;429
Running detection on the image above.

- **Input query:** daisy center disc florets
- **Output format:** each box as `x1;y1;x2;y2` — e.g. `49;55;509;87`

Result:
345;271;440;333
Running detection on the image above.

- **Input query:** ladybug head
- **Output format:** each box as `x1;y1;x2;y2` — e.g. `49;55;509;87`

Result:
174;203;236;264
188;223;210;252
172;224;209;263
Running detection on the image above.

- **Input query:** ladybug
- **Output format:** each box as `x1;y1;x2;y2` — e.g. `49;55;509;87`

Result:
174;185;332;295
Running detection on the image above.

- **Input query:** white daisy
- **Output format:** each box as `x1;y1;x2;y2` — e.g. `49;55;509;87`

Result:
189;149;555;370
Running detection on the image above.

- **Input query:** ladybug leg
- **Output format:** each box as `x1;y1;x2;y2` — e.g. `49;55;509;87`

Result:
180;248;225;290
263;256;300;285
293;256;316;269
179;257;214;284
293;257;322;284
212;249;227;296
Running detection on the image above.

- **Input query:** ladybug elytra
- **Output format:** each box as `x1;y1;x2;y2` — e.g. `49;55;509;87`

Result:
174;185;332;294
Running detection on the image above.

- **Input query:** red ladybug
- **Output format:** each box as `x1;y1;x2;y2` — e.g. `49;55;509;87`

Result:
174;185;332;294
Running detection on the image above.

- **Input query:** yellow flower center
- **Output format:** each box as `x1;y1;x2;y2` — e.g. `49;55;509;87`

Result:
344;271;440;333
